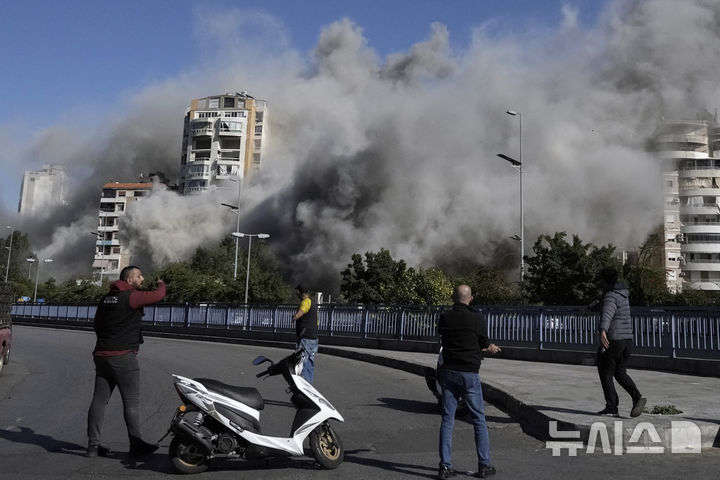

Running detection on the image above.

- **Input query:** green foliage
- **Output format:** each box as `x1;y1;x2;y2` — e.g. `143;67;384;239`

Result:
414;267;454;306
340;250;454;305
524;232;620;305
623;233;672;306
1;230;33;283
456;266;520;305
154;236;293;303
52;279;107;303
646;404;683;415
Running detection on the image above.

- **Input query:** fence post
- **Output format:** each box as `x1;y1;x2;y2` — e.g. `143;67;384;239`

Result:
398;308;405;341
362;307;369;339
538;311;544;350
328;304;335;337
184;303;190;328
670;313;677;359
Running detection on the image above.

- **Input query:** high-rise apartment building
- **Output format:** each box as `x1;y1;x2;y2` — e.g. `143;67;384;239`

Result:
18;164;68;215
92;182;154;281
179;92;268;194
656;113;720;292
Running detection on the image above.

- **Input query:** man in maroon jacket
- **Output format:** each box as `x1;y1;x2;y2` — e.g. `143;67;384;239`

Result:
86;265;166;458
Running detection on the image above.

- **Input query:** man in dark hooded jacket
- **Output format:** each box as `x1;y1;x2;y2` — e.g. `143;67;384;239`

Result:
86;265;166;457
596;267;646;418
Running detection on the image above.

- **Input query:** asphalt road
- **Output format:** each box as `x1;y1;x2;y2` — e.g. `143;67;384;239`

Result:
0;326;717;480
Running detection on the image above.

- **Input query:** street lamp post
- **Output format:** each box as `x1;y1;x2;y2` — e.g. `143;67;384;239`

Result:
221;203;242;279
4;226;14;282
498;108;524;291
231;232;270;304
33;258;53;303
26;257;36;279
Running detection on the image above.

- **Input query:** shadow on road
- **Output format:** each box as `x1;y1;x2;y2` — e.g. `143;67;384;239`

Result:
0;426;86;456
345;450;437;479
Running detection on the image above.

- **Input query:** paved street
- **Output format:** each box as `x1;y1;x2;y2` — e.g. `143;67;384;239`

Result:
0;326;718;479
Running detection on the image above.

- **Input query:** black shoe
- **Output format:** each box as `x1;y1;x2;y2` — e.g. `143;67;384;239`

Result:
475;464;497;478
597;407;619;417
630;397;647;418
86;445;111;457
437;466;456;479
128;438;159;456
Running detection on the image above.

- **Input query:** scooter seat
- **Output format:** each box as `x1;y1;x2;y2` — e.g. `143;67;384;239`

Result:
193;378;264;410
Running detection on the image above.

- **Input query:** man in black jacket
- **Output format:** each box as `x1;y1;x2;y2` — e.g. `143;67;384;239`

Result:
86;266;166;458
437;285;500;479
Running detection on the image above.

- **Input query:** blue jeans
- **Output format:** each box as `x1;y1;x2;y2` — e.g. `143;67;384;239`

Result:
438;368;490;469
297;338;318;384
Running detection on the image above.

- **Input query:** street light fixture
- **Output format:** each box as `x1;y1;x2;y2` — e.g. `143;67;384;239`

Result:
498;108;524;291
26;257;36;279
89;232;105;284
231;232;270;304
4;226;13;283
33;258;53;303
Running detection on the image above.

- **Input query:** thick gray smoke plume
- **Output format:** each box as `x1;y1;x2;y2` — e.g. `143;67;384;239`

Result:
3;0;720;293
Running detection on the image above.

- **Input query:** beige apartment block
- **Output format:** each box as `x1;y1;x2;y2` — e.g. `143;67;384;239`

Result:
179;92;268;195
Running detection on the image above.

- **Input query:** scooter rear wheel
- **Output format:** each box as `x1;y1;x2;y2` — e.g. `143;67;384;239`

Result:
169;436;209;474
309;422;343;469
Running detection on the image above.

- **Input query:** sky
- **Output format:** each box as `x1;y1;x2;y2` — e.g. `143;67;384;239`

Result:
2;0;719;293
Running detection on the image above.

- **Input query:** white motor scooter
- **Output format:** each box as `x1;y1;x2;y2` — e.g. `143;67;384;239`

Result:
165;349;344;474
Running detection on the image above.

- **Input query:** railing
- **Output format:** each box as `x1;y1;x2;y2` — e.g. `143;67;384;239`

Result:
10;303;720;359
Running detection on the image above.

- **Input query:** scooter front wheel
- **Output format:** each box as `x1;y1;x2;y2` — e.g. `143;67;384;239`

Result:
169;436;209;474
309;422;343;469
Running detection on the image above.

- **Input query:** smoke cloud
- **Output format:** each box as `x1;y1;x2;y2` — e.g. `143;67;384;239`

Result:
2;0;719;294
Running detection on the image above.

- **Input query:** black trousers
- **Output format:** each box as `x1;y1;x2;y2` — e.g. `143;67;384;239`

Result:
596;339;641;410
87;353;142;447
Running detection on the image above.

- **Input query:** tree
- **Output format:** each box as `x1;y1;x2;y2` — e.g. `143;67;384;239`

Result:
340;249;411;304
340;250;454;305
623;233;672;306
0;230;32;283
524;232;619;305
414;267;454;306
456;266;520;305
154;236;292;303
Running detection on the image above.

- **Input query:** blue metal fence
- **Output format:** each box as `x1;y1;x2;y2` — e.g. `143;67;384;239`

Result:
10;303;720;359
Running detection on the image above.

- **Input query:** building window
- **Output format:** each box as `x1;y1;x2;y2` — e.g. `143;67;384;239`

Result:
223;97;235;108
209;98;219;108
666;180;673;187
118;191;126;197
256;112;264;122
255;125;263;134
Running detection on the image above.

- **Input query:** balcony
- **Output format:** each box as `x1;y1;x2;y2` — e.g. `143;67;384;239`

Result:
188;156;212;165
218;121;244;136
191;125;214;136
682;243;720;254
660;151;709;160
683;281;720;291
186;170;210;180
683;260;720;271
656;133;707;145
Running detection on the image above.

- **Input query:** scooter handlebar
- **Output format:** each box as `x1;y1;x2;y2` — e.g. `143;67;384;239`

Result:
254;350;304;378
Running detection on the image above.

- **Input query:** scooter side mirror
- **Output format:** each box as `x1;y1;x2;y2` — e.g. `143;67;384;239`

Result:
252;356;272;366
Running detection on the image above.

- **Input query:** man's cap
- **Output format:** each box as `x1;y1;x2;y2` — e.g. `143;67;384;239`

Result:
296;284;308;294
